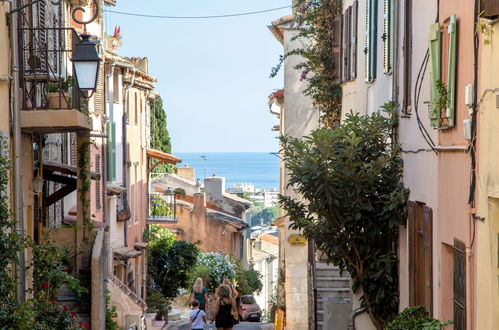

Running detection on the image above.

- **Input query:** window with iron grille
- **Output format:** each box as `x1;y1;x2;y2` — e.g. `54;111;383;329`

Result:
95;154;101;210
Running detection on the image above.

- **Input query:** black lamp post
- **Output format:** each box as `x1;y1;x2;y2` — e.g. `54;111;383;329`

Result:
71;34;101;98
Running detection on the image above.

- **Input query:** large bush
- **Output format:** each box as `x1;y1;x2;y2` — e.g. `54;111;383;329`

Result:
193;253;235;291
148;226;199;300
280;105;409;329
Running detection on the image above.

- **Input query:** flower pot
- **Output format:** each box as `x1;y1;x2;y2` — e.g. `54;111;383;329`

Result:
48;92;69;109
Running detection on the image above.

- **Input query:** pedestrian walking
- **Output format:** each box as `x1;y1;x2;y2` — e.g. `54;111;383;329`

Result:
189;299;207;330
213;284;238;330
223;278;239;324
190;278;209;311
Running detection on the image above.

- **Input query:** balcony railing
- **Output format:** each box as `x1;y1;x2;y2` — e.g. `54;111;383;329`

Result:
17;1;83;111
146;193;177;223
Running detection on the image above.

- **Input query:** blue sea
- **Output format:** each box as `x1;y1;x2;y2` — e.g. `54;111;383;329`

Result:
175;152;279;191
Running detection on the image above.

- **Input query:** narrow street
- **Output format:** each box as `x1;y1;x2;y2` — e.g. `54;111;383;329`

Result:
170;321;274;330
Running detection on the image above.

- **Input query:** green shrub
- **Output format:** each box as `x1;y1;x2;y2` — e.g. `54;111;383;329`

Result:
386;306;452;330
146;291;171;320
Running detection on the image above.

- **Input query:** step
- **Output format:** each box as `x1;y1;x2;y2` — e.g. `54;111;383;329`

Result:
316;276;350;288
317;287;352;300
317;297;352;310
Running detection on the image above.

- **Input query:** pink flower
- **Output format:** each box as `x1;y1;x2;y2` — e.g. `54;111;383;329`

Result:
62;305;68;311
84;324;91;329
41;282;49;288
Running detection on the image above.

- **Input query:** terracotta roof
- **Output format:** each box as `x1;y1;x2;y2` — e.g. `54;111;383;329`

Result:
114;247;142;259
268;15;295;44
147;149;182;164
259;233;279;245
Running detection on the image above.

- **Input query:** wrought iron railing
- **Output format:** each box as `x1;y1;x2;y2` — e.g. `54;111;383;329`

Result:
110;275;147;309
146;193;177;222
17;0;82;111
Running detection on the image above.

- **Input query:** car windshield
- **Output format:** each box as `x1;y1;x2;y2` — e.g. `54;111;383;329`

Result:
241;296;256;304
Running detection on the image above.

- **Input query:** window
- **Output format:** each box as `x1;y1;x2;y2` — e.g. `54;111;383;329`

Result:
332;14;342;83
95;154;101;210
342;1;359;82
428;15;457;128
408;201;433;312
382;0;392;73
453;240;466;330
365;0;378;82
403;0;413;113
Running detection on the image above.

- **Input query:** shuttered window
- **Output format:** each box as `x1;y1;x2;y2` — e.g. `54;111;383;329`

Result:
341;1;358;83
332;15;342;83
403;0;413;113
95;154;101;210
382;0;392;73
408;201;433;312
453;240;466;330
365;0;378;82
428;23;441;127
350;1;358;79
429;15;457;128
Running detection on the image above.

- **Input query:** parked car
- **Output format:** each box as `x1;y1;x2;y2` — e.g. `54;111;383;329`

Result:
238;295;261;322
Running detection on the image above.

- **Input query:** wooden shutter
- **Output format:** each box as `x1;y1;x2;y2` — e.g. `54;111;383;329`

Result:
453;239;466;330
94;62;105;114
351;1;358;79
342;7;351;82
107;122;116;181
445;15;457;128
429;23;442;127
408;201;416;306
480;0;499;18
365;0;371;82
365;0;378;82
422;206;433;313
403;0;413;113
332;15;342;83
383;0;391;73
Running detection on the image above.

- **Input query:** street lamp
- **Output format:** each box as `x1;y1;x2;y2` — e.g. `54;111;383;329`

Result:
71;34;101;98
164;187;177;219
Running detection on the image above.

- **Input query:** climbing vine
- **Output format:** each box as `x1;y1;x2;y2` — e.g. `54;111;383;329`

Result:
271;0;343;127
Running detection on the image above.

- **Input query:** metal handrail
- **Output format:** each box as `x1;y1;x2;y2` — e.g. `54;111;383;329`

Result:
110;275;147;309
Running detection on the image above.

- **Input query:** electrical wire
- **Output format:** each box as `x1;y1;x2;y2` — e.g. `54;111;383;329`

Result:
103;5;291;19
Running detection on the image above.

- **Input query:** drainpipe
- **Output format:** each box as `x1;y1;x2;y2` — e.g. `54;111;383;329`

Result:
347;307;367;330
122;68;135;247
8;0;26;302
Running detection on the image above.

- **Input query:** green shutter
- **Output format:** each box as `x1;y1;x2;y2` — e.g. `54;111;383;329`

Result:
365;0;371;82
383;0;391;73
107;121;116;181
446;15;457;128
428;23;441;128
371;0;378;81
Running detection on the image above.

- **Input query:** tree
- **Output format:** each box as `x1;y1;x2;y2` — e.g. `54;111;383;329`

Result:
147;226;199;300
251;207;279;226
150;97;174;174
279;105;409;329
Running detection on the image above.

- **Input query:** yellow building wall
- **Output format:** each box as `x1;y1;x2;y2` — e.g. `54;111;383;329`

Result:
476;20;499;330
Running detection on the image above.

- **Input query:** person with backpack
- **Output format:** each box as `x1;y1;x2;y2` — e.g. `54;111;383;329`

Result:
189;300;207;330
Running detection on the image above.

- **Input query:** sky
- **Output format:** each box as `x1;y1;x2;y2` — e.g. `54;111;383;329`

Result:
104;1;292;153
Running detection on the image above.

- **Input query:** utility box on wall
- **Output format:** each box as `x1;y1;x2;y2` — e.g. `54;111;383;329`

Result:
322;298;351;330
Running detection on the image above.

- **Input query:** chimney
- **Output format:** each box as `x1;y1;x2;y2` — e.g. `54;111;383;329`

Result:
204;175;225;201
193;192;206;211
177;165;195;181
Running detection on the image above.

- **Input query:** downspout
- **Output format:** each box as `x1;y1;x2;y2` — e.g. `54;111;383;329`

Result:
347;307;367;330
122;68;135;247
309;239;318;330
8;0;26;302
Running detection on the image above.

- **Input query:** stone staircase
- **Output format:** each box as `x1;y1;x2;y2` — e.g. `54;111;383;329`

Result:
315;262;352;330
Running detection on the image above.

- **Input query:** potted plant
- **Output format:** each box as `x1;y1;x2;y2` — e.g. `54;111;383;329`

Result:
47;76;73;109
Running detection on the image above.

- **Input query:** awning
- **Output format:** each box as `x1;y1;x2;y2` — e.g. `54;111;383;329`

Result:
134;242;149;250
107;183;126;196
114;247;142;260
147;149;182;173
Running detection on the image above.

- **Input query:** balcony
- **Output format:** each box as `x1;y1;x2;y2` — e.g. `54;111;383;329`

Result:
17;2;91;133
146;192;178;224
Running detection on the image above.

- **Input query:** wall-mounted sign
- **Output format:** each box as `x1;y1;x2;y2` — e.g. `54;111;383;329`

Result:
288;234;307;246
